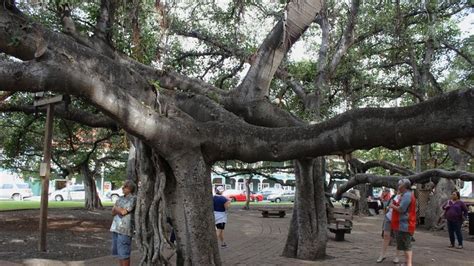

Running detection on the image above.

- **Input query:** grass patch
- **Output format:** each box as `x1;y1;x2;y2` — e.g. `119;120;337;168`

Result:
0;200;114;211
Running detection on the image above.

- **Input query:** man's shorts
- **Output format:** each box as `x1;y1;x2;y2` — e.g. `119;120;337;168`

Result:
112;232;132;259
396;231;412;251
216;223;226;230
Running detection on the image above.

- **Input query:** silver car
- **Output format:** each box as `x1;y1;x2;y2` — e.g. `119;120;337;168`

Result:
267;190;295;203
49;185;85;201
105;188;124;202
0;183;33;200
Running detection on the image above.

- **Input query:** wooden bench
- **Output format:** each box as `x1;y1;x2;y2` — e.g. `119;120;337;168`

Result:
327;207;353;241
259;207;287;218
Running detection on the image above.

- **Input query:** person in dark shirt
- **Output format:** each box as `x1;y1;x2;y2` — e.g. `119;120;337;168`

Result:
214;186;231;248
443;191;468;249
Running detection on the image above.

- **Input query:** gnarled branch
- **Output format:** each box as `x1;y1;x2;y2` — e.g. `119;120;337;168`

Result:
335;169;474;200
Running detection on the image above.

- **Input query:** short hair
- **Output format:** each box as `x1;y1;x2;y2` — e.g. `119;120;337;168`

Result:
398;179;411;189
453;191;460;199
123;180;137;194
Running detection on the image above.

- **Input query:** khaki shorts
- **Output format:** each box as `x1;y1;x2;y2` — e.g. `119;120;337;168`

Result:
396;231;412;251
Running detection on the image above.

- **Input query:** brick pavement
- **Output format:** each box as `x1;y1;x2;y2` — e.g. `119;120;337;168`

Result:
220;208;474;265
2;208;473;265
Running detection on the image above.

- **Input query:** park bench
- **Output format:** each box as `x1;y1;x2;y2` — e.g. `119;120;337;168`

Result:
258;207;288;218
327;207;353;241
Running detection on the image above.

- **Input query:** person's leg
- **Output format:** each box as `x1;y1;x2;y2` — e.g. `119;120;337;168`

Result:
217;229;223;242
379;221;391;258
447;220;455;247
392;230;400;263
216;223;226;246
401;232;413;266
454;221;463;247
117;234;132;266
122;258;130;266
112;232;118;257
405;250;413;266
381;231;391;256
378;230;391;262
220;229;226;246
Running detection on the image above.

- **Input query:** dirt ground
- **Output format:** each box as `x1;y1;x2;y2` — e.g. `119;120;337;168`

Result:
0;206;473;265
0;208;135;262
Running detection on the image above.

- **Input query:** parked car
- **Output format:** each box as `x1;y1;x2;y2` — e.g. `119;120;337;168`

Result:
267;190;295;203
105;188;124;202
0;183;33;200
222;189;263;202
49;185;85;201
259;188;284;200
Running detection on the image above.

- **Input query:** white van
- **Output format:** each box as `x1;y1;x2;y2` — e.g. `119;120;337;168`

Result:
0;183;33;200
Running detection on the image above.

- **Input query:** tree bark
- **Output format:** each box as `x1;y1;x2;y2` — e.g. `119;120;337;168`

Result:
167;151;220;265
244;175;253;210
80;163;103;210
354;184;369;215
425;178;455;230
133;139;173;265
282;158;327;259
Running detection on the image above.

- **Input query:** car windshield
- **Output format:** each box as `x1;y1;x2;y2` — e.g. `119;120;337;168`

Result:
16;183;29;189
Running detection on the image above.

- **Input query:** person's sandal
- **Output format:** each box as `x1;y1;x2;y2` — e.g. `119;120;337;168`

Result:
376;256;386;263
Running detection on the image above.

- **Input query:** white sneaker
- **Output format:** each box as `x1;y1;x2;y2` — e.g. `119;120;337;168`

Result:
392;257;400;264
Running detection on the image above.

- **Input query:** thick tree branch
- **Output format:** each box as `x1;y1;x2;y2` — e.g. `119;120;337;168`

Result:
441;42;473;66
205;88;474;162
0;103;118;129
335;169;474;200
94;0;118;43
328;0;360;76
348;158;414;176
235;0;322;100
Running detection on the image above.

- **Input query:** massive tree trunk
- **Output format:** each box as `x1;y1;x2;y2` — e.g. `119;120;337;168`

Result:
1;2;474;264
425;178;456;229
80;163;103;210
244;175;253;210
133;139;174;265
282;158;327;259
167;151;220;265
354;184;369;215
132;139;220;265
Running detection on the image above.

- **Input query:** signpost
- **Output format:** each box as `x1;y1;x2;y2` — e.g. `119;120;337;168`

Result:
34;93;63;252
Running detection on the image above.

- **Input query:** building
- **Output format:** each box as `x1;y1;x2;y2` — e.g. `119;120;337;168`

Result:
211;172;295;192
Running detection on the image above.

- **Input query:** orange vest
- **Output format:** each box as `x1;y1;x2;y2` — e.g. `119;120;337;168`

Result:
391;191;416;234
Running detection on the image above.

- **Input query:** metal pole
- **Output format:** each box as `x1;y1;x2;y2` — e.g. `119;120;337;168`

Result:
39;104;54;252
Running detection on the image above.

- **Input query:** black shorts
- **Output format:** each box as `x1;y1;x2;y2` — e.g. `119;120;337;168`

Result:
216;223;226;230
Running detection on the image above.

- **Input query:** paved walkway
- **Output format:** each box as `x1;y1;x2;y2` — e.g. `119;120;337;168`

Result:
2;209;474;265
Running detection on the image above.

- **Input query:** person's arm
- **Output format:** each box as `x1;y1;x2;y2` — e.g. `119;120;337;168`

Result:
224;198;231;210
390;193;410;213
124;196;137;214
461;202;469;219
112;206;128;216
442;200;452;210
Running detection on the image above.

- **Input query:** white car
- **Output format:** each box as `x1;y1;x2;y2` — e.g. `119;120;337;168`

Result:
49;185;85;201
0;183;33;200
105;188;123;202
